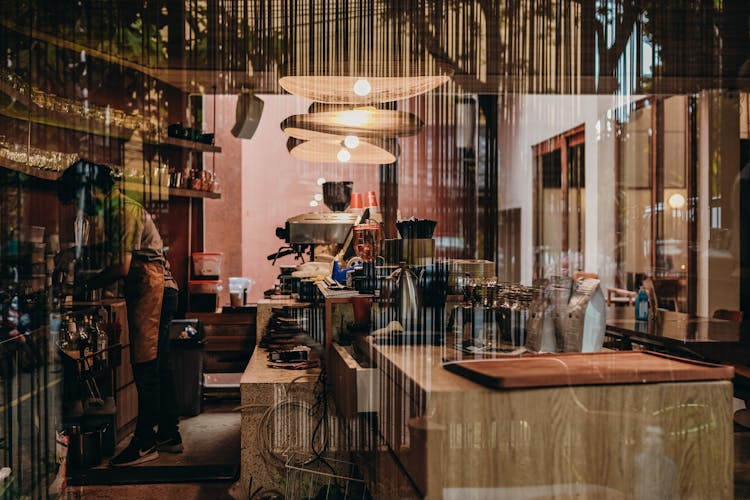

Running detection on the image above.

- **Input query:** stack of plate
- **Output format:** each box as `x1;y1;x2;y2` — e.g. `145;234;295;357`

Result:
447;259;496;294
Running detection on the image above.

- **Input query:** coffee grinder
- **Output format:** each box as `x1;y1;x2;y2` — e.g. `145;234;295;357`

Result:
350;221;382;294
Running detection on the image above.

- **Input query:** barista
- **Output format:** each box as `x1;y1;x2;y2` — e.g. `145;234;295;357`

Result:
58;161;180;466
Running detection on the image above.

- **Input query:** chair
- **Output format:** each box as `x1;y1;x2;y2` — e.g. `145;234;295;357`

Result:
648;277;682;312
606;287;637;306
713;309;743;322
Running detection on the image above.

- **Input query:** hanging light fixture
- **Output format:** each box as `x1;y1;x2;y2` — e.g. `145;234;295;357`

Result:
281;107;423;139
278;62;453;105
279;74;452;105
286;137;398;165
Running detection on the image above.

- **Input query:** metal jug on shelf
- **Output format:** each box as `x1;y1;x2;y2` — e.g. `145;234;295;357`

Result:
389;262;421;322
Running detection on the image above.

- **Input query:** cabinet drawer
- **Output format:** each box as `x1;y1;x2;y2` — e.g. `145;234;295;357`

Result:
329;343;379;418
115;382;137;432
115;345;133;389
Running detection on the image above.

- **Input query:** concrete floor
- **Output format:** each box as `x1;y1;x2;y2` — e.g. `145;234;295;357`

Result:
108;410;240;469
61;401;242;499
61;481;239;500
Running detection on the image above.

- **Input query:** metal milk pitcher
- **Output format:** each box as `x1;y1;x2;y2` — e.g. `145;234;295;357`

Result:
390;262;421;322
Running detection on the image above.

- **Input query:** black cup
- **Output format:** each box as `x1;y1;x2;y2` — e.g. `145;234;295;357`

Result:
167;123;184;138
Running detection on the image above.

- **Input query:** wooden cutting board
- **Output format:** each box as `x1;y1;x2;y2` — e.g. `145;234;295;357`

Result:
442;351;734;389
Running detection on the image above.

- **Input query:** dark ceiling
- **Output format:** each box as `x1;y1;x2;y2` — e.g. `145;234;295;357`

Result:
1;0;749;95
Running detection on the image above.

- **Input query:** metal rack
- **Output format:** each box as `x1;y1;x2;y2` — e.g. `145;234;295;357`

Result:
284;454;367;500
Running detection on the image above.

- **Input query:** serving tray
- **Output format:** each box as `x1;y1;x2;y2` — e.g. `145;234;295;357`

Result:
441;351;734;389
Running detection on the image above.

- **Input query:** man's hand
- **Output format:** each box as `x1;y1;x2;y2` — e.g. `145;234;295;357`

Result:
84;253;132;291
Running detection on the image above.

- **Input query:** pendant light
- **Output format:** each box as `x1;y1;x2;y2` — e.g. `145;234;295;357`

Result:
281;107;423;139
286;137;398;165
279;74;451;105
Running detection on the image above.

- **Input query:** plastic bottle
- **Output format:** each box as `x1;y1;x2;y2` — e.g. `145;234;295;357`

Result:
634;426;676;500
48;296;61;349
635;287;649;321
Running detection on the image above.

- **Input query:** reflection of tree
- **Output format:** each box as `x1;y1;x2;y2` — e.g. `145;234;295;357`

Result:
593;0;640;81
596;0;750;89
380;0;749;92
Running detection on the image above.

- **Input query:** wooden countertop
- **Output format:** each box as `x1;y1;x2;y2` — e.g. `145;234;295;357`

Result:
355;337;733;499
240;346;319;386
360;338;487;395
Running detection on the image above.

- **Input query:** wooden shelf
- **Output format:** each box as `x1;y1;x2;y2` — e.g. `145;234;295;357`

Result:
145;135;222;153
0;98;136;142
0;156;62;181
122;182;221;199
0;73;138;141
169;187;221;199
0;163;221;201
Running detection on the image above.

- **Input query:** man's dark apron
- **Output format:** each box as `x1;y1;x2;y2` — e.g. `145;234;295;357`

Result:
124;259;164;364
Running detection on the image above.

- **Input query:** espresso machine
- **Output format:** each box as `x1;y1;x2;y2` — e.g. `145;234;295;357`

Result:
272;181;360;263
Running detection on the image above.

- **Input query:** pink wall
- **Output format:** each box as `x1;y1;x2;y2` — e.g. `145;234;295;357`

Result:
203;94;242;305
206;94;380;303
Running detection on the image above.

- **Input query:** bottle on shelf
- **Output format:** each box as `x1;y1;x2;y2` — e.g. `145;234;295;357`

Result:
63;314;79;351
78;315;92;357
634;287;649;321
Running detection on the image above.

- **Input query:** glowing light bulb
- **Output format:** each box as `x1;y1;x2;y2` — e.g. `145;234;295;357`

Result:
310;200;319;207
353;79;371;97
316;177;326;186
337;149;351;162
338;109;371;127
314;193;323;201
343;136;360;149
668;193;685;209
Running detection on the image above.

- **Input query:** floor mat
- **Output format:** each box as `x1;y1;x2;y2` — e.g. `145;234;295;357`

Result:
69;411;240;485
68;464;239;485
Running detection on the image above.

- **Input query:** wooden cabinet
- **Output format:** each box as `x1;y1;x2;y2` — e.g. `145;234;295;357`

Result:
72;299;137;439
185;309;257;373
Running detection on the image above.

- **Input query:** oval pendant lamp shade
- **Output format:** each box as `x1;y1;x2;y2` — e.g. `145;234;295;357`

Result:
287;137;398;165
279;74;451;105
281;107;423;139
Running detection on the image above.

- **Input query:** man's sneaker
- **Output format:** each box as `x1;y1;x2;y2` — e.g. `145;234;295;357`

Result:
156;433;183;453
109;437;159;467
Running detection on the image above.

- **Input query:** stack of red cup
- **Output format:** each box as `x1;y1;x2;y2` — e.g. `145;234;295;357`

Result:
349;192;363;212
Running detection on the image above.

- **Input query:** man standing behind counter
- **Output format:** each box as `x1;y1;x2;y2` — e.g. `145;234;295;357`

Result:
58;161;181;466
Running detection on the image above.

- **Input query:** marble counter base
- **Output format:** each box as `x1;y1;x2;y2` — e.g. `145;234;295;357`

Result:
238;346;320;497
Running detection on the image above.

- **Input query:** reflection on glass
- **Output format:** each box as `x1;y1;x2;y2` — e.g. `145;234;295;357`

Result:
534;127;585;278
